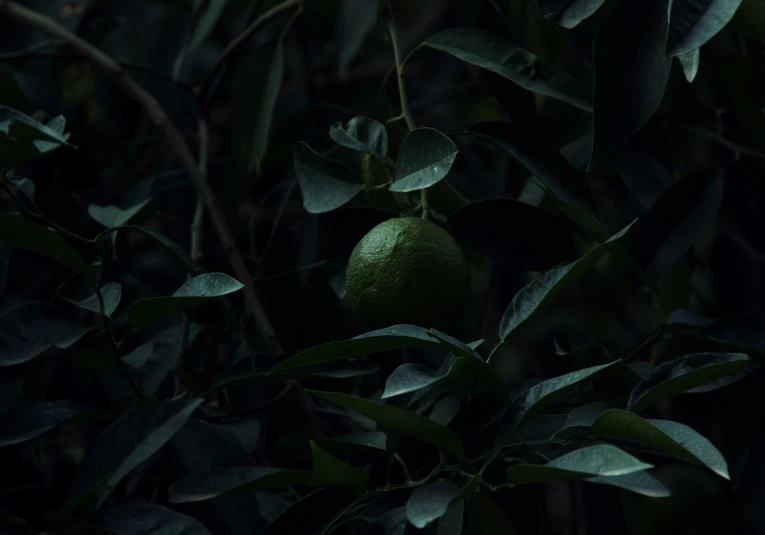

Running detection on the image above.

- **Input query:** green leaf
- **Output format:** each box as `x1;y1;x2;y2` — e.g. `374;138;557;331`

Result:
71;397;204;508
382;360;468;399
262;486;359;535
614;151;675;210
0;401;110;446
624;170;724;282
364;506;408;534
7;176;37;211
389;128;458;193
627;353;750;412
168;467;314;503
0;214;94;283
88;198;153;228
293;141;364;214
61;282;122;317
506;444;653;483
586;470;671;497
535;0;609;28
437;501;464;535
590;0;672;166
406;482;462;528
668;0;743;57
308;390;465;457
496;363;618;445
556;340;642;385
127;273;244;328
446;198;577;271
678;48;701;82
499;220;635;339
591;409;729;479
702;312;765;350
271;431;386;464
470;492;518;535
730;0;765;42
335;0;379;76
130;225;203;275
429;396;461;426
0;106;73;165
310;441;370;488
330;116;388;161
91;504;212;535
173;0;227;81
423;28;592;112
267;325;440;375
0;301;91;366
231;39;285;177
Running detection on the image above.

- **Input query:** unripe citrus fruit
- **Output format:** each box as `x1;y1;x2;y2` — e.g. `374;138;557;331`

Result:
345;217;471;329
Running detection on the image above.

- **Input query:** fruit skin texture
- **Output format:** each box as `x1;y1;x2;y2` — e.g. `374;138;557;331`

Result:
345;217;471;330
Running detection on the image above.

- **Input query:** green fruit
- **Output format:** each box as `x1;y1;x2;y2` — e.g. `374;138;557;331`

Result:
345;217;471;329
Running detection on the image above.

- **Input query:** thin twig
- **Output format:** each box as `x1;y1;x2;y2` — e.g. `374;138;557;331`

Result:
0;1;283;354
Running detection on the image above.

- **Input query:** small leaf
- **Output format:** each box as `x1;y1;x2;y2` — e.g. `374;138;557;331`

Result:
668;0;743;57
62;282;122;317
406;482;462;528
0;214;94;283
72;397;204;508
88;198;153;228
127;273;244;328
590;0;673;166
329;116;388;161
262;486;359;535
382;360;467;399
335;0;379;76
310;441;370;488
506;444;653;483
168;467;313;503
627;353;750;412
0;401;110;446
389;128;458;193
586;470;671;497
92;503;212;535
536;0;609;28
0;106;73;165
424;28;593;112
231;39;285;177
309;390;465;457
294;141;364;214
500;220;635;339
678;48;701;82
267;325;440;375
447;198;576;271
591;409;729;479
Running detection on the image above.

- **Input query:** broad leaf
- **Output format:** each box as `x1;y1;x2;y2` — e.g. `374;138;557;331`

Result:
71;397;204;508
382;360;467;399
423;28;593;112
389;128;458;192
310;441;370;488
678;48;701;82
536;0;609;28
429;396;461;426
668;0;744;57
62;282;122;317
308;390;465;457
0;401;109;446
335;0;379;77
500;220;635;339
590;0;673;166
169;467;314;503
294;141;364;213
231;39;284;177
267;325;440;375
591;409;729;478
437;501;464;535
627;353;750;412
262;486;359;535
127;273;244;328
447;198;576;271
364;506;408;535
329;116;388;161
88;198;153;228
0;214;94;283
702;312;765;350
92;503;212;535
506;444;653;483
586;470;671;497
0;301;91;366
406;482;462;528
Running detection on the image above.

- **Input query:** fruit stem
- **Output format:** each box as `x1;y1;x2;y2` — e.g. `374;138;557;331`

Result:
420;188;431;220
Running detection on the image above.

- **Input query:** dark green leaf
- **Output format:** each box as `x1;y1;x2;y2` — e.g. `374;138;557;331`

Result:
668;0;743;57
536;0;609;28
88;198;153;228
730;0;765;42
429;396;461;426
437;501;464;535
556;340;642;385
447;198;576;271
364;506;407;535
61;282;122;317
614;151;675;210
262;486;359;535
389;128;459;192
0;301;91;366
470;492;518;535
231;39;284;177
0;107;73;165
591;409;729;478
382;360;467;399
590;0;672;166
424;28;592;112
506;444;653;483
678;48;701;82
335;0;379;76
559;401;613;433
586;470;671;497
0;214;95;283
627;353;750;412
130;226;203;275
173;0;227;81
310;441;370;488
330;116;388;161
7;176;37;211
127;273;244;328
72;397;204;508
267;325;440;375
91;503;212;535
702;312;765;350
406;482;462;528
272;431;386;464
294;141;364;214
308;390;465;457
168;467;314;503
500;220;635;339
0;401;110;446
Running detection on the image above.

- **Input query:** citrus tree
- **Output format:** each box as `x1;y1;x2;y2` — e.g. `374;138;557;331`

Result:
0;0;763;533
